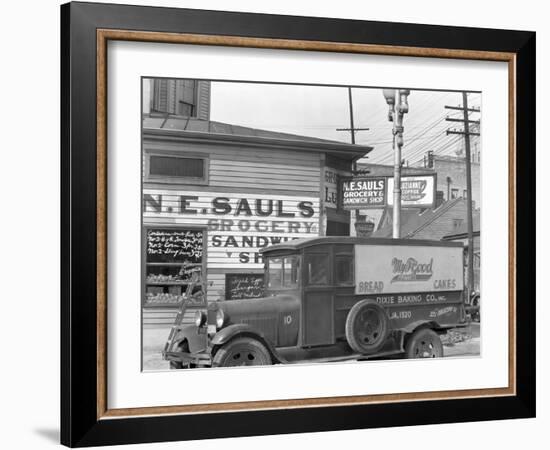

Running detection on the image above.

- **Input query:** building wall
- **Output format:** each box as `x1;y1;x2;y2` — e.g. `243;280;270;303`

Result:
143;137;322;306
433;155;480;208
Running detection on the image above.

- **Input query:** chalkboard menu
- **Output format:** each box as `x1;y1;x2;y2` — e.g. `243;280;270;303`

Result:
225;273;265;300
146;229;202;263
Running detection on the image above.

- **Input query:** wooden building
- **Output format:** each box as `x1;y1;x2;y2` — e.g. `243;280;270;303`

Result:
142;115;371;327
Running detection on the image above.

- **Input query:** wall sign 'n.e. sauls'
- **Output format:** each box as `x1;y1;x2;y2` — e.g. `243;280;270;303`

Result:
144;190;320;269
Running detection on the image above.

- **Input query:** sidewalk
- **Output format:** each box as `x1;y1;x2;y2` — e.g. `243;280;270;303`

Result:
143;326;171;371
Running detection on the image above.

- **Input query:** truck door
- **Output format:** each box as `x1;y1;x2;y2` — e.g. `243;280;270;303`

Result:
302;251;334;346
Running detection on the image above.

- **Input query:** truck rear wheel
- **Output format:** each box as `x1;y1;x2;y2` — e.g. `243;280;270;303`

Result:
405;328;443;359
345;300;389;354
212;337;272;367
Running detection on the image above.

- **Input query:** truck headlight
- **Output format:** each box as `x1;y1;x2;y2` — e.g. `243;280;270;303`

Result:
215;309;226;329
194;310;206;327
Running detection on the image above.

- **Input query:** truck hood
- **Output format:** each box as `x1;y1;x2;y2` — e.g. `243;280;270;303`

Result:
209;294;299;324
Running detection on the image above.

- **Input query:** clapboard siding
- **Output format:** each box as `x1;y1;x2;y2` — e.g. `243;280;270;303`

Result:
145;140;321;165
143;140;321;192
207;273;226;302
143;308;199;327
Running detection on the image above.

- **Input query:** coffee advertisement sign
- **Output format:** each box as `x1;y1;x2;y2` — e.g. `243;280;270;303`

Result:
387;175;436;208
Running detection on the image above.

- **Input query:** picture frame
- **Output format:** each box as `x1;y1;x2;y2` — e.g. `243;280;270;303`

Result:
60;1;535;447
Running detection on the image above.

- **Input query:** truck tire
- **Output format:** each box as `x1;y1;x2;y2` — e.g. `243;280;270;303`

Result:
405;328;443;359
345;299;389;354
212;337;272;367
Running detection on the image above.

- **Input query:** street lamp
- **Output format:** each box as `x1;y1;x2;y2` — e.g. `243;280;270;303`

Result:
382;88;410;238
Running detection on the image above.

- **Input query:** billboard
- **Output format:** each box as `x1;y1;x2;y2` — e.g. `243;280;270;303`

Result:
341;174;435;209
354;244;464;295
387;175;435;208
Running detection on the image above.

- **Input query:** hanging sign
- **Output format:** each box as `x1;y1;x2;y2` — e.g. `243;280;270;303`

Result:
387;175;436;208
341;177;386;209
341;174;436;209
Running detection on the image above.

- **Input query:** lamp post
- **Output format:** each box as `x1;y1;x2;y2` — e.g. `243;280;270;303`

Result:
382;88;410;238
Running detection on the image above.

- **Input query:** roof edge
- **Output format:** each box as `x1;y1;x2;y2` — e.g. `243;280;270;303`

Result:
143;127;372;157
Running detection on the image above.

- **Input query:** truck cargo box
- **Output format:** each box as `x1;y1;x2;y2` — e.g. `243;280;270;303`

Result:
354;243;463;295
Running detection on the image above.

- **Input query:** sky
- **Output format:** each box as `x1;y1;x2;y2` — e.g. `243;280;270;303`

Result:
210;81;481;165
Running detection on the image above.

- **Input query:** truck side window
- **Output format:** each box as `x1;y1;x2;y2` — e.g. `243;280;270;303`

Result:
335;255;354;285
306;253;329;285
282;256;300;287
267;258;283;288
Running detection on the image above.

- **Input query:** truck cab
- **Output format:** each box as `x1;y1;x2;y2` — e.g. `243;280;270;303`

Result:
163;237;468;368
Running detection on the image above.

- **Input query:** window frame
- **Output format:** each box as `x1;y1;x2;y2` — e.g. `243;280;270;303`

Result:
304;252;330;286
334;253;354;286
266;255;301;290
451;188;459;199
144;150;209;185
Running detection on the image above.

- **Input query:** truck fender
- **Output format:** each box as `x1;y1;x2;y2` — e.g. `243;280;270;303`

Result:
211;324;282;363
401;320;439;335
172;324;207;353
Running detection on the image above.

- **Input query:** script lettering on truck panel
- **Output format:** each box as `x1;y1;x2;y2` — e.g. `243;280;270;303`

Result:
144;190;320;269
354;244;463;295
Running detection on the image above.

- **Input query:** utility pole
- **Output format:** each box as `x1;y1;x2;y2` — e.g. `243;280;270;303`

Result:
445;93;480;295
383;89;410;238
337;87;370;237
337;88;370;145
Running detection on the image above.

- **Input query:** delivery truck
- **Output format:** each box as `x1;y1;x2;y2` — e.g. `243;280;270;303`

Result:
163;237;468;368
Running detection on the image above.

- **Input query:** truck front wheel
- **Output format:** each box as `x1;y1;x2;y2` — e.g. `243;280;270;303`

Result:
212;337;272;367
405;328;443;359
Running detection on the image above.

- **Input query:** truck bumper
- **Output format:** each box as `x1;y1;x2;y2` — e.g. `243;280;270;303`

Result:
162;350;212;367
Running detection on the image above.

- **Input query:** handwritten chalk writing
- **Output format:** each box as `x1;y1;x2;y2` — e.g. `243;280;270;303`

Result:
146;229;203;263
225;274;265;300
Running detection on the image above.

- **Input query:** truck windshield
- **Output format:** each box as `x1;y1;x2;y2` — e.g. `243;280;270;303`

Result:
267;256;300;289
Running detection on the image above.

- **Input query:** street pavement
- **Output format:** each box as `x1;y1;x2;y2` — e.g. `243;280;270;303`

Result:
442;322;481;358
142;322;481;371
